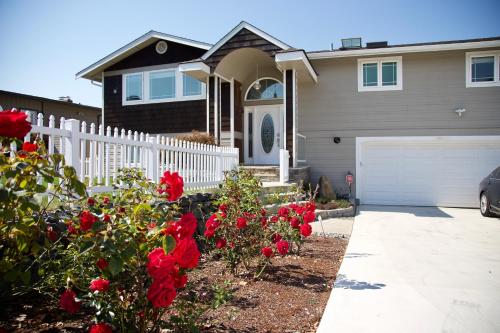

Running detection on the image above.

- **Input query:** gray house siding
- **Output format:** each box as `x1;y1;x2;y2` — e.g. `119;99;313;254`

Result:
299;48;500;197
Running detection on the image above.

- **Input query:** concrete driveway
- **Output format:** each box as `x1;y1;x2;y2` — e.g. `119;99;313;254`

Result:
317;206;500;333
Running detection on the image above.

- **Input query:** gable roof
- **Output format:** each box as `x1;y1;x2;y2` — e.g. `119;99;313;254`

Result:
76;30;212;81
201;21;292;60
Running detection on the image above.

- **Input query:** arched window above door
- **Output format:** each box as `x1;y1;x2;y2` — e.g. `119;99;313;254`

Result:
245;78;283;101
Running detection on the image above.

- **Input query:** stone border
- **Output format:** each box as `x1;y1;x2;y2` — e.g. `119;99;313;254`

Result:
315;205;356;219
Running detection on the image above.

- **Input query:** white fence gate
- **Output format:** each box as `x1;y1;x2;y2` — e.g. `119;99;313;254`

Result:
21;113;239;192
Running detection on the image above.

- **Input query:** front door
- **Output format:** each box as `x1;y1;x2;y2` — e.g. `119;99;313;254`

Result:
244;105;283;165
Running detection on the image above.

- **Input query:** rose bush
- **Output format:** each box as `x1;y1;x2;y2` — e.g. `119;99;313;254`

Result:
203;169;316;277
48;169;200;332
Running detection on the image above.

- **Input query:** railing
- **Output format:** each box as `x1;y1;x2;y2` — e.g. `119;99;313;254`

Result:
297;133;307;164
279;149;289;183
19;113;239;192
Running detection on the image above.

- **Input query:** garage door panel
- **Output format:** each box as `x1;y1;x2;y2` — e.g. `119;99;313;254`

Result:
358;137;500;208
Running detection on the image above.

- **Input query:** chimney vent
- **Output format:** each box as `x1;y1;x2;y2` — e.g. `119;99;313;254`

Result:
58;96;73;103
366;41;388;49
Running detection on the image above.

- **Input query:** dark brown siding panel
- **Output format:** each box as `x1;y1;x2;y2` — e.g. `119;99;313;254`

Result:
235;138;243;163
208;77;215;136
205;28;284;69
220;82;230;131
285;70;293;166
234;81;243;132
107;41;205;71
104;75;206;134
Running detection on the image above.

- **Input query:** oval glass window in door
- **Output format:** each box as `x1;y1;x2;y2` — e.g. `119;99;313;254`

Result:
261;114;274;153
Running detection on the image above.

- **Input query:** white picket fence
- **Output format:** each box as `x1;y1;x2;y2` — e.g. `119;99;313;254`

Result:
19;112;239;192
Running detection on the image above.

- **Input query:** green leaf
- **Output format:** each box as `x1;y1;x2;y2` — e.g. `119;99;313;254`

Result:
108;257;123;276
19;270;31;285
80;240;94;252
19;179;28;189
162;235;176;254
121;243;136;261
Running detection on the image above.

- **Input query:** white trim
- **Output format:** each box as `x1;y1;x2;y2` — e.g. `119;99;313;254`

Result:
283;70;287;150
101;72;105;127
244;77;284;101
292;69;297;167
355;135;500;202
122;67;206;106
214;76;219;143
308;39;500;59
357;56;403;92
243;107;254;164
179;61;211;81
201;21;291;60
275;50;318;83
206;76;210;133
76;31;212;80
465;50;500;88
230;78;235;147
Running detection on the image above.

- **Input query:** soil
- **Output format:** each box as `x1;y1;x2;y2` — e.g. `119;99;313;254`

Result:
0;236;348;333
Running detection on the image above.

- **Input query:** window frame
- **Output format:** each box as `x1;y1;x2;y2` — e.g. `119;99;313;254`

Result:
122;67;205;106
244;77;284;101
465;50;500;88
357;56;403;92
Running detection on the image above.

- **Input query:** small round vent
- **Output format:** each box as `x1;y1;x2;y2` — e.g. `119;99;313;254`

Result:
155;41;168;54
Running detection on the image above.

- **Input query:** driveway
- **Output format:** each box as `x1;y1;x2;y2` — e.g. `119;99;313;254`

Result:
317;206;500;333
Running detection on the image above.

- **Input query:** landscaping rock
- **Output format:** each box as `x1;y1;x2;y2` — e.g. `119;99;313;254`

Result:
318;176;336;200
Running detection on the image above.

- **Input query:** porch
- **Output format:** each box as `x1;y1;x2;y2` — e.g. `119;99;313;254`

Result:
179;22;316;173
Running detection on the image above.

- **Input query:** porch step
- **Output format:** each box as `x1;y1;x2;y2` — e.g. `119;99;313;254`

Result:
260;182;301;204
240;165;280;182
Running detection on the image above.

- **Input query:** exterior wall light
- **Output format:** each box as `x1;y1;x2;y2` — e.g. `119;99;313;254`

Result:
333;137;341;144
454;108;466;117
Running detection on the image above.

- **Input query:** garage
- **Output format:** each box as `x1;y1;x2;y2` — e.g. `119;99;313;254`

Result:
356;136;500;208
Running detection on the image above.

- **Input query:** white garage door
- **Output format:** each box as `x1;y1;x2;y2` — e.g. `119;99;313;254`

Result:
356;136;500;207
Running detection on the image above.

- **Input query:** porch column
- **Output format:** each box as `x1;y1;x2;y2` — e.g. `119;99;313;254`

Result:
214;76;219;145
230;78;235;147
284;69;294;167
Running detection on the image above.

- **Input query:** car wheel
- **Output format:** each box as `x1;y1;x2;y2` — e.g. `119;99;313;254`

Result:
480;192;493;217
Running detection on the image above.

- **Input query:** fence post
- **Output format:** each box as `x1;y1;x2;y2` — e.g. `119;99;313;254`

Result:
216;146;223;181
148;136;158;182
279;149;289;184
64;119;81;176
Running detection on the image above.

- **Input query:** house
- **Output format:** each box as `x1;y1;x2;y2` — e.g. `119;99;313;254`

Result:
76;21;500;208
0;89;101;126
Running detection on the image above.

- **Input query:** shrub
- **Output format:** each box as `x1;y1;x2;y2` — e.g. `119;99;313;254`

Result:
203;169;316;277
0;137;85;295
48;169;201;332
176;130;215;145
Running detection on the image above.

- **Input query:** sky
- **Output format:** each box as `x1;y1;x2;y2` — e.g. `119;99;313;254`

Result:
1;0;499;107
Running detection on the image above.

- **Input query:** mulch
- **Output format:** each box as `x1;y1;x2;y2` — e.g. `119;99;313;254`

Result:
0;236;347;333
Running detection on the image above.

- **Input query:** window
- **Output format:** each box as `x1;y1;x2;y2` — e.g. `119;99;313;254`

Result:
358;56;402;91
466;51;500;87
150;70;175;99
245;78;283;100
122;67;205;105
125;73;143;101
183;74;202;96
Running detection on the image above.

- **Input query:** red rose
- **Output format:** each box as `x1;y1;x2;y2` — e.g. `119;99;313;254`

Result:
294;205;306;215
272;233;282;243
89;278;110;292
96;258;108;270
219;211;227;219
174;272;188;289
46;227;58;242
22;142;37;152
215;238;227;249
169;213;197;240
306;201;316;212
236;217;247;229
261;247;273;258
103;214;111;223
290;217;301;229
276;240;289;256
89;322;113;333
288;203;298;210
0;110;31;139
147;279;176;308
103;197;110;205
270;216;279;223
302;211;316;223
147;248;176;281
260;216;268;228
261;208;267;216
300;223;312;237
158;171;184;201
204;214;220;238
87;197;96;206
66;221;77;234
80;211;97;231
172;238;200;269
59;289;80;314
219;204;227;212
278;207;290;218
